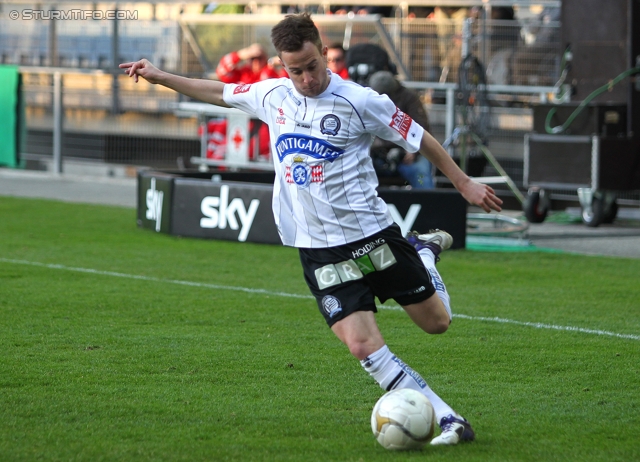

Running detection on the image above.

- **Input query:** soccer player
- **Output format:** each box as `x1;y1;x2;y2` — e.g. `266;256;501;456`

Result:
120;13;502;445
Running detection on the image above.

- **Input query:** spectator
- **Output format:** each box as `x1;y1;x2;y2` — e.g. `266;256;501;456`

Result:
488;6;520;53
330;6;392;16
432;7;469;82
326;43;350;79
406;6;439;82
369;71;434;189
345;43;397;86
407;6;435;19
216;43;287;84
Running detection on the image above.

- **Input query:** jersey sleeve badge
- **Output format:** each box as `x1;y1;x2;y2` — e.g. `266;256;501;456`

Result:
389;107;412;139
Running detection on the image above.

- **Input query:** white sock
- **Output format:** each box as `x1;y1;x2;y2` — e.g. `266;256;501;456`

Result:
361;345;459;422
417;248;452;320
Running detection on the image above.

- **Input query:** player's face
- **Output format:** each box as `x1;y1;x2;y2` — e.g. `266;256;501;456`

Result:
280;42;330;97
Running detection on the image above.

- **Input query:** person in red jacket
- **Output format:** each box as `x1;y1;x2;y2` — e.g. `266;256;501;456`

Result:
216;43;287;84
326;43;350;80
214;43;288;161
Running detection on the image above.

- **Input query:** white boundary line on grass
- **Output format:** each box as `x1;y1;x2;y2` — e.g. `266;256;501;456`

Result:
0;257;313;300
452;314;640;340
2;257;640;342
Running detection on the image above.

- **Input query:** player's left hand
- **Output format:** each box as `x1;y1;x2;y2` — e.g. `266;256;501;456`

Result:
460;180;503;213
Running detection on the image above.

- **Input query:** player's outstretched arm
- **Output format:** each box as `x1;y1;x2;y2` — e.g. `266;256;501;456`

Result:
119;59;229;108
418;130;503;213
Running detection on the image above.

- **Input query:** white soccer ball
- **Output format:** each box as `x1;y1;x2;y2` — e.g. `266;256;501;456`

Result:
371;388;436;450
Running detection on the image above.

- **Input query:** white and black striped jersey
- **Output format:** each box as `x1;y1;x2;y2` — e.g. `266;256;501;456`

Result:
223;71;424;248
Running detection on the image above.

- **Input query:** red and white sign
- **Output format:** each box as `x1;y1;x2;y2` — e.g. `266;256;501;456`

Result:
389;108;412;140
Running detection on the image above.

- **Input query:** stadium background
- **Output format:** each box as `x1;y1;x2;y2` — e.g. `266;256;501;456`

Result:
1;0;639;210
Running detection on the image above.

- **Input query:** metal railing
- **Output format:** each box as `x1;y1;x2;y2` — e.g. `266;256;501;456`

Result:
21;65;566;177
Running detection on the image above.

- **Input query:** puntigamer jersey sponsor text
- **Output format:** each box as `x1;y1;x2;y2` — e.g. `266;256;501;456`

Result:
223;71;424;248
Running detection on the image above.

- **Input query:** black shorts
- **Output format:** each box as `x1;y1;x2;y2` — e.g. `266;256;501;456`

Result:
299;223;436;327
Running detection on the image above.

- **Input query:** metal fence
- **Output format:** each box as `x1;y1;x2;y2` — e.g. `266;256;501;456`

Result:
21;68;200;170
176;12;561;86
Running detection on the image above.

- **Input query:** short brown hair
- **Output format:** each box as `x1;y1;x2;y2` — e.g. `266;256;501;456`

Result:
271;13;322;55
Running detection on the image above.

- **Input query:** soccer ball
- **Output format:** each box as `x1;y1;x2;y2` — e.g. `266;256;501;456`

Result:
371;388;436;450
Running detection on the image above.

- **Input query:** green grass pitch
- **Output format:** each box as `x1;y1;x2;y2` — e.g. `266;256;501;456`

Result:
0;196;639;461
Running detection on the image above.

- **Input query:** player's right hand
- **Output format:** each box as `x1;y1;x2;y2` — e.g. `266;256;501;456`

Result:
119;59;161;84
